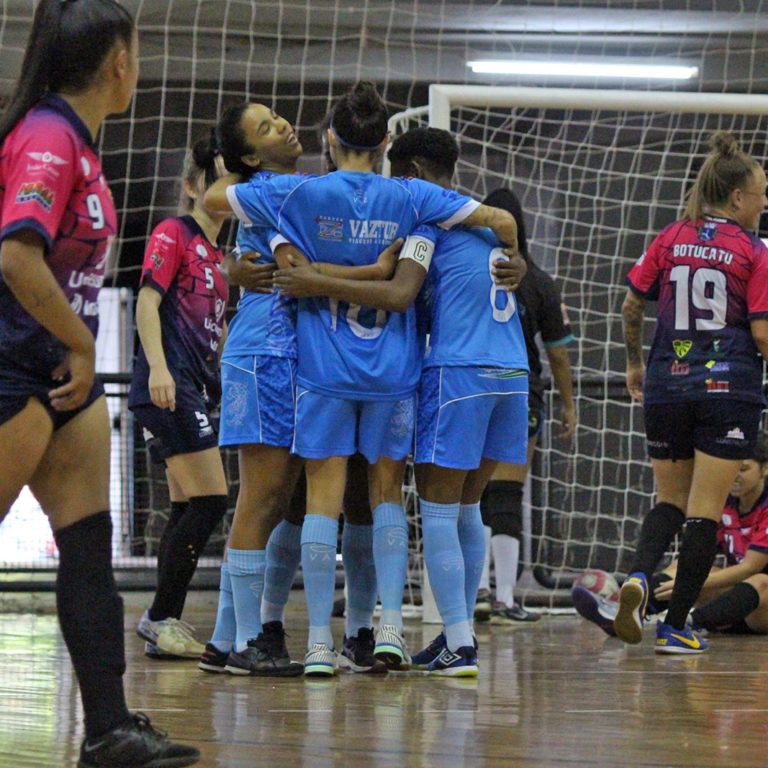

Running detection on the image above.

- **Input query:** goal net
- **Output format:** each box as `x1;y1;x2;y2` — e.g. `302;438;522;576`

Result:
388;86;768;601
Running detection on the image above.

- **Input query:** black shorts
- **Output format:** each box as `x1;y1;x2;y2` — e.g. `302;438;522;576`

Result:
0;376;105;431
644;400;762;461
131;386;218;464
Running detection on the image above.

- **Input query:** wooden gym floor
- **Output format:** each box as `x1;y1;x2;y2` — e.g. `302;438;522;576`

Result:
0;596;765;768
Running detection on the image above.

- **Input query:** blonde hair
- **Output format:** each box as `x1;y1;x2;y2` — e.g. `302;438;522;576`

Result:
685;131;761;220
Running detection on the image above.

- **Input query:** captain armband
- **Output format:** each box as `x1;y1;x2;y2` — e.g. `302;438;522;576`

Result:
398;235;435;271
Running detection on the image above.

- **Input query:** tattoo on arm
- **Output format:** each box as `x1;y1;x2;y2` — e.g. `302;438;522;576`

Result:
622;295;645;366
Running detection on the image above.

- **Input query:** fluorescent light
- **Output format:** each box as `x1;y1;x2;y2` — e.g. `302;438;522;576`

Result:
467;60;699;80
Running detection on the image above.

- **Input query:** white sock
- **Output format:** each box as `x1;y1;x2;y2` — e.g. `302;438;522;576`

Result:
479;525;492;592
492;534;520;608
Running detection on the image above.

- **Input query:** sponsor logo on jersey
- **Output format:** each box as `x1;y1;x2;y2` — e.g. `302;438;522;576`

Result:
16;181;54;211
722;514;732;526
670;361;690;376
353;189;368;205
349;219;399;243
196;244;208;258
706;378;729;393
156;232;175;244
150;251;164;270
673;339;693;358
726;427;745;441
705;360;730;373
26;150;68;178
698;221;717;242
315;216;344;240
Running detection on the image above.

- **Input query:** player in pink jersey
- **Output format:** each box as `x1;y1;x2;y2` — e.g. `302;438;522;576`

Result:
129;134;232;660
618;132;768;654
0;1;198;767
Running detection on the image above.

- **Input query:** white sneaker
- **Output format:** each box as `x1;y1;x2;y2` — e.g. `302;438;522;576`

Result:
303;643;338;677
136;611;205;658
373;623;411;670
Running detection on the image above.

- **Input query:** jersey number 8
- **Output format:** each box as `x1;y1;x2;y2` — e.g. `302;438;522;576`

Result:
489;248;516;323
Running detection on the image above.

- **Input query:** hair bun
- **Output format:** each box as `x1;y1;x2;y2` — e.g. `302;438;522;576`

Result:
349;81;380;118
192;130;219;170
710;130;739;158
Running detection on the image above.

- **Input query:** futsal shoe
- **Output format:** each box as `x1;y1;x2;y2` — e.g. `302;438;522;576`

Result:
338;627;388;673
78;712;199;768
571;586;618;637
303;643;339;677
144;642;189;661
374;623;411;670
225;625;303;677
613;572;649;644
474;589;492;622
426;645;479;678
197;642;230;673
490;601;542;624
411;632;447;670
654;620;709;654
136;611;205;658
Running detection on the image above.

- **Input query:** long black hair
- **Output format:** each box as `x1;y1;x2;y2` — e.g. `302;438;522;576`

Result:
216;102;257;179
330;81;388;152
0;0;135;145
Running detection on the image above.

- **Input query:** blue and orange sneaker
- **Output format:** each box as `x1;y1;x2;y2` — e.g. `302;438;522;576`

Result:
426;645;478;678
613;572;649;644
654;620;708;654
571;586;617;637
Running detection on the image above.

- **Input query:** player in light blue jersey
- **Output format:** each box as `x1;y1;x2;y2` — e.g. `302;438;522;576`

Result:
206;82;520;675
273;127;530;677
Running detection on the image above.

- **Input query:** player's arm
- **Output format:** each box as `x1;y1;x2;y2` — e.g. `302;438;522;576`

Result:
274;235;433;312
704;549;768;590
218;319;228;365
750;318;768;361
221;250;275;294
204;172;243;213
461;204;518;249
136;286;176;411
621;288;646;403
545;343;577;439
0;230;95;411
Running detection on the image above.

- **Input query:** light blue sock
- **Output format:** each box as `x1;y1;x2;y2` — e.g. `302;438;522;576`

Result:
458;502;486;624
372;503;408;631
302;514;339;650
261;520;302;625
342;522;377;637
228;548;266;652
421;499;474;651
210;562;235;653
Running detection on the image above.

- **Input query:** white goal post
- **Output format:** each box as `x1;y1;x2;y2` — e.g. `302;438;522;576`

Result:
389;85;768;612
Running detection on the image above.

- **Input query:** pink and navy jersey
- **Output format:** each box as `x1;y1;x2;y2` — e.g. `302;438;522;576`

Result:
0;94;116;378
129;215;228;407
627;216;768;405
719;487;768;567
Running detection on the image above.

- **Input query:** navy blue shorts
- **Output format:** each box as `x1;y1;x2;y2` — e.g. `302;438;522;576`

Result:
644;400;762;461
131;386;219;464
0;375;105;431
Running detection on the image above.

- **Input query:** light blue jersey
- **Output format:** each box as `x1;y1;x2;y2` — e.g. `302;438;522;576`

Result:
221;170;297;361
227;171;479;400
418;225;529;371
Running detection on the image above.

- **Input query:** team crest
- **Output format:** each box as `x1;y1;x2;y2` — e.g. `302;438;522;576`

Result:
672;339;692;358
315;216;343;241
150;251;164;270
698;221;717;242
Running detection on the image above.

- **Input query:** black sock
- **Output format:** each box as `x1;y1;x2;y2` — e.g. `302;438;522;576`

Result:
149;494;228;620
665;517;719;629
628;502;686;577
157;500;189;577
54;512;130;739
691;582;761;631
481;480;523;538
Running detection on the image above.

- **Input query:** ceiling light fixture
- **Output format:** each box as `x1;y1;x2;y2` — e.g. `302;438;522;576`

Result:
467;60;699;80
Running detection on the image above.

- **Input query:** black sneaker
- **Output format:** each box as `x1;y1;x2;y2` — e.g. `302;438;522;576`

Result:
338;627;388;673
489;601;542;624
78;712;199;767
224;623;303;677
197;642;230;673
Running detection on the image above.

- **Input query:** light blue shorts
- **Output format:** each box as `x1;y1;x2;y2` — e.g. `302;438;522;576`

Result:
219;354;296;448
293;388;414;463
415;366;529;470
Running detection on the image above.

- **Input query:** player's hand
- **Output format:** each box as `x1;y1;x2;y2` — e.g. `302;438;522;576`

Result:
149;365;176;411
653;578;674;602
559;403;577;439
275;243;310;269
48;345;96;411
375;238;404;280
273;265;326;298
227;251;276;293
626;363;645;403
492;251;527;290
